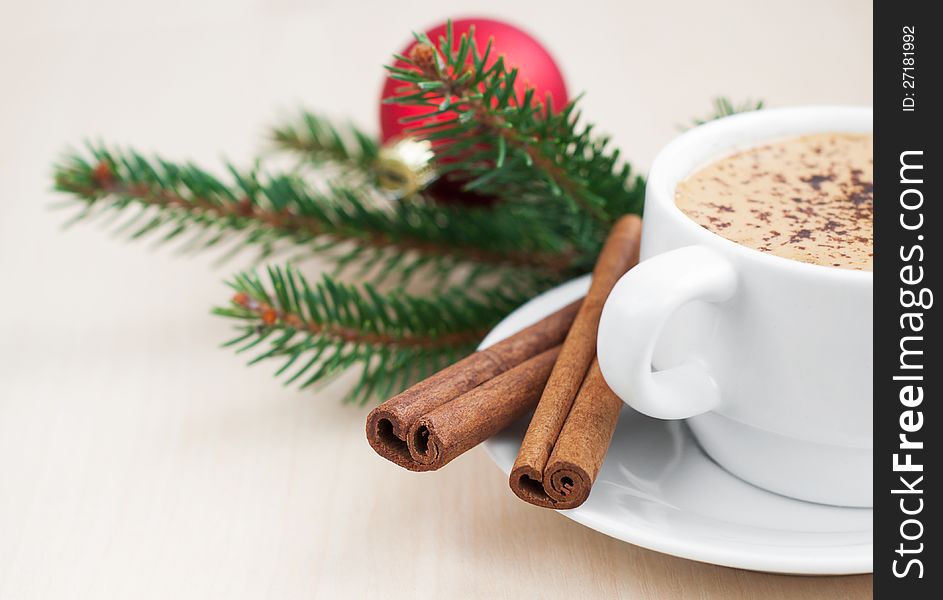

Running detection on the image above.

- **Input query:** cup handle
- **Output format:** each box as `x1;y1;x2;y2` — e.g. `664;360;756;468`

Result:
597;245;738;420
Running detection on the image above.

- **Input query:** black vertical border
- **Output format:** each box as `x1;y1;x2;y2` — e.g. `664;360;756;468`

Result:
874;1;938;597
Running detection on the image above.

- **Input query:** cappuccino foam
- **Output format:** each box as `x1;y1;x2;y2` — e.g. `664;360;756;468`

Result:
675;133;873;270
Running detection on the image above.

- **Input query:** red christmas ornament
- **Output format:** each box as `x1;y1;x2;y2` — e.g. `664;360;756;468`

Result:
380;18;569;143
377;19;568;206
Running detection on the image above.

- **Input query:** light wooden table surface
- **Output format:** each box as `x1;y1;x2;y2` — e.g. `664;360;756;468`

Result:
0;1;872;598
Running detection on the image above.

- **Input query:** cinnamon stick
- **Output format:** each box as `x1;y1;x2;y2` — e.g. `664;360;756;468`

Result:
541;360;622;507
510;215;642;508
408;346;561;469
366;300;580;471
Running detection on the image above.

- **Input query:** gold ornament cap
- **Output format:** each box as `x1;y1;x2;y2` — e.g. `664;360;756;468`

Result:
374;136;437;197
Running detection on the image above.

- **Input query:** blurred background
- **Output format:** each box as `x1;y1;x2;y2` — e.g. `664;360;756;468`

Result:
0;1;872;598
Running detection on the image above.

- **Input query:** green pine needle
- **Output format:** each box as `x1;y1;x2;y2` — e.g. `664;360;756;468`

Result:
270;110;379;172
383;21;646;225
52;144;581;278
214;265;532;404
688;97;765;128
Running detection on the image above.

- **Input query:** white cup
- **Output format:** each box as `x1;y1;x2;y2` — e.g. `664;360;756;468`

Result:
597;106;872;507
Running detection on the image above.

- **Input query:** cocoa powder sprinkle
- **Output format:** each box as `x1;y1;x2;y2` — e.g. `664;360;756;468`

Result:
675;133;873;271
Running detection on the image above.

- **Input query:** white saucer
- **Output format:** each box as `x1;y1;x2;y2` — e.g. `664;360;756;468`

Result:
480;275;873;575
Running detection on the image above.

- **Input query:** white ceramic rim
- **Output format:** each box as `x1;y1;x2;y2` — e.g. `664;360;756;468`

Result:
647;105;873;284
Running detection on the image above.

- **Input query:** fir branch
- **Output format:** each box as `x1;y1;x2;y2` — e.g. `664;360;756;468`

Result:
213;266;530;403
383;23;645;224
52;145;580;275
270;110;379;171
689;97;765;128
46;19;765;406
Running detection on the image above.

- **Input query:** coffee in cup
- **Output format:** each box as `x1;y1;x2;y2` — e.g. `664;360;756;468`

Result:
675;133;873;270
